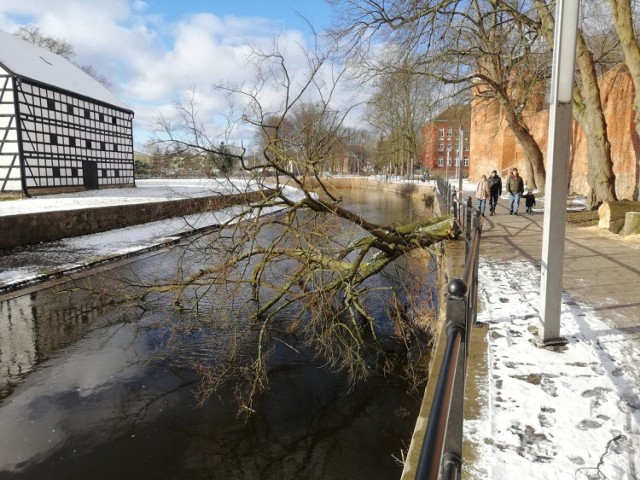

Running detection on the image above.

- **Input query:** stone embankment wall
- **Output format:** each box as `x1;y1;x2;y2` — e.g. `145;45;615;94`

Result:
322;176;435;199
0;192;263;250
401;187;487;478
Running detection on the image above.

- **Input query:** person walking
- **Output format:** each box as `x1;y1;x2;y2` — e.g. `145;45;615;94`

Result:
475;174;490;217
487;170;502;216
523;189;536;214
506;167;525;215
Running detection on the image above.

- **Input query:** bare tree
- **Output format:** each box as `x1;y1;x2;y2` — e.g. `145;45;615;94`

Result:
365;52;438;178
15;25;111;88
15;25;75;59
607;0;640;199
503;1;617;209
142;38;452;412
329;0;550;188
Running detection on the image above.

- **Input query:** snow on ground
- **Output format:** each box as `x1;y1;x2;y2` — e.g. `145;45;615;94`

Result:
0;178;253;215
467;260;640;479
0;208;239;288
0;179;295;291
2;177;638;478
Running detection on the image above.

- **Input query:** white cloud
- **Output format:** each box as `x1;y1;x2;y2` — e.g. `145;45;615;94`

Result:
0;1;360;148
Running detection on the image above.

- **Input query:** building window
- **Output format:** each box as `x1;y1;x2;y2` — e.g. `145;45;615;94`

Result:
447;158;451;166
447;128;452;137
67;104;74;115
438;128;444;138
113;144;118;152
99;113;105;122
69;137;76;147
47;99;55;110
112;116;117;125
71;167;79;177
84;108;90;119
50;134;58;145
86;139;92;149
438;157;444;167
52;166;61;177
463;157;469;166
454;158;459;166
102;169;108;177
438;142;444;152
114;169;120;177
100;141;106;151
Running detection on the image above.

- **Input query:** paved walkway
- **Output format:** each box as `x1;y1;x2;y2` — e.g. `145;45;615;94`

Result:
481;199;640;328
464;197;640;478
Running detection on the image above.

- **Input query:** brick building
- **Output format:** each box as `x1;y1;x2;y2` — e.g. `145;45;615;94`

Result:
470;63;638;200
420;104;471;177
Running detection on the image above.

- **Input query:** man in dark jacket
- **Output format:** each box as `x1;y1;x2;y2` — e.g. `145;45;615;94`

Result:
487;170;502;216
506;168;525;215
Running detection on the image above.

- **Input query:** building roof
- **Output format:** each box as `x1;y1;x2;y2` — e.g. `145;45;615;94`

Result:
432;103;471;124
0;30;131;112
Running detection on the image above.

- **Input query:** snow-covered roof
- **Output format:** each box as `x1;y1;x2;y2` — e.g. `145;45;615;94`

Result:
0;30;131;112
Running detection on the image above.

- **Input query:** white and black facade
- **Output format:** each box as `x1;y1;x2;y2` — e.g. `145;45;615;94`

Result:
0;32;134;194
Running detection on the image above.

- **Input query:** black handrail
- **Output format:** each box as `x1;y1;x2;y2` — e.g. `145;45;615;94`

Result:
415;181;483;480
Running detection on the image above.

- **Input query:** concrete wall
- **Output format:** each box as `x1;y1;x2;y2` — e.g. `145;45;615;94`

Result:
0;192;261;250
322;176;436;198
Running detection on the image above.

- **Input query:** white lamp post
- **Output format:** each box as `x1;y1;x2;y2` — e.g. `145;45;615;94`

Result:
538;0;581;345
458;126;464;201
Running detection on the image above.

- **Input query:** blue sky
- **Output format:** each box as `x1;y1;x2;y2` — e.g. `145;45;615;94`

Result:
0;0;342;148
152;0;334;30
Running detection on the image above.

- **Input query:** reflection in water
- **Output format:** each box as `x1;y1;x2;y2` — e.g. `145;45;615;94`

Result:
0;188;435;479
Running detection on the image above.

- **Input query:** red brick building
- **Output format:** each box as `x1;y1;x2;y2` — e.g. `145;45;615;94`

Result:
470;64;638;200
420;104;471;177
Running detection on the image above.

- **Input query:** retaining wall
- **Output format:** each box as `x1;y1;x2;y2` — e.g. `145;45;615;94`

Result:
322;177;436;199
0;192;262;250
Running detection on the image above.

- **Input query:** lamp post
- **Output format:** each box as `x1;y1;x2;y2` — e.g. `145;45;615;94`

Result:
457;126;464;201
538;0;580;346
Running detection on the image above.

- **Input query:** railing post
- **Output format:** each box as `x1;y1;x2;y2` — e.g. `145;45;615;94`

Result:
443;279;468;480
452;195;458;223
416;279;468;480
469;214;483;328
464;197;473;261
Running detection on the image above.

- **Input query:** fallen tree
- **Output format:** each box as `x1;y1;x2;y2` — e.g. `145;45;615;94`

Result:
121;37;454;413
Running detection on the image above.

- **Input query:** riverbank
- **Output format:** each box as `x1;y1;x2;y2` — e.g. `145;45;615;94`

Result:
415;188;640;479
0;179;434;480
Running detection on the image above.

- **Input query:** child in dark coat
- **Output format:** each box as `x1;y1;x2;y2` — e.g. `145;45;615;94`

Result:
523;190;536;214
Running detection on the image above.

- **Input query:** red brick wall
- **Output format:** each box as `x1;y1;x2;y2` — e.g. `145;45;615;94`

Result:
470;64;639;200
420;122;470;177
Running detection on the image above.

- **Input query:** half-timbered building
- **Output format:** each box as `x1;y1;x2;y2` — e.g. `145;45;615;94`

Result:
0;31;134;195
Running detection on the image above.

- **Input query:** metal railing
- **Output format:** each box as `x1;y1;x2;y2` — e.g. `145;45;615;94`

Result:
417;179;484;480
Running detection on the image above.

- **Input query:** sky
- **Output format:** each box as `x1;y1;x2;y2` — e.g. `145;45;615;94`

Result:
0;0;340;150
1;178;638;477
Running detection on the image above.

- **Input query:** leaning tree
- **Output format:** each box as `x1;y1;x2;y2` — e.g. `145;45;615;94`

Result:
127;38;455;413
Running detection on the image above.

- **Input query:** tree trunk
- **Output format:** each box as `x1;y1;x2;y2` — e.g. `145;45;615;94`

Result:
501;103;545;189
519;128;545;190
572;33;617;210
534;1;617;209
608;0;640;200
598;200;640;233
620;212;640;235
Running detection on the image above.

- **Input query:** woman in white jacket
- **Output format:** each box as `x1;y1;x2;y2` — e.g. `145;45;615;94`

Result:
475;174;490;217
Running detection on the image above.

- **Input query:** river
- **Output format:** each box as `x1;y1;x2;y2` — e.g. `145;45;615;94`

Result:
0;188;435;480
